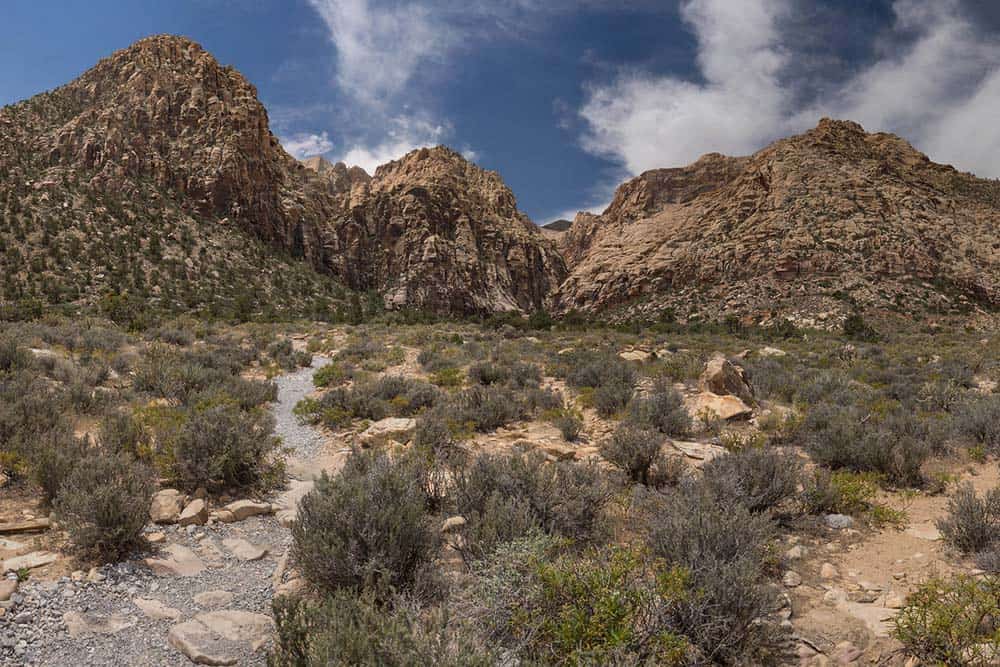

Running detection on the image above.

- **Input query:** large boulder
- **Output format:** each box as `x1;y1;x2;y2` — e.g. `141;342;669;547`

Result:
698;354;755;405
150;489;187;524
685;392;753;422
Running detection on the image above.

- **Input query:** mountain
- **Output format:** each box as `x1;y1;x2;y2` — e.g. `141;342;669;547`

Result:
0;35;563;318
552;119;1000;323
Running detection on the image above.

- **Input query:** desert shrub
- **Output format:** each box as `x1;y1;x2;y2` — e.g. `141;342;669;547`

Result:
700;447;801;514
800;403;931;486
54;451;154;562
600;424;664;486
742;357;796;403
593;380;634;418
842;312;880;342
564;352;636;417
369;375;440;415
31;426;90;504
217;376;278;410
268;338;311;370
801;469;904;526
547;408;583;442
449;385;524;432
467;361;507;386
524;386;564;413
412;407;462;461
893;574;1000;666
270;591;491;667
0;336;31;374
793;370;863;407
172;404;283;492
643;482;790;664
936;483;1000;554
953;395;1000;450
450;452;612;561
153;326;194;346
304;376;440;428
313;362;351;388
469;536;689;666
626;379;691;436
98;411;149;459
292;451;438;597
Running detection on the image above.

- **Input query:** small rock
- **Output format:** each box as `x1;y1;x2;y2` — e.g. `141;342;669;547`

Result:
0;579;16;602
145;544;207;577
825;514;854;529
619;350;650;362
63;611;134;638
211;510;236;524
820;563;839;579
222;538;268;561
147;532;166;544
358;417;417;444
783;571;802;588
134;597;182;621
193;590;234;609
274;578;306;598
832;641;862;663
223;500;272;522
86;567;105;583
685;392;753;422
884;592;906;609
178;499;208;527
150;489;187;524
785;545;806;560
441;516;466;533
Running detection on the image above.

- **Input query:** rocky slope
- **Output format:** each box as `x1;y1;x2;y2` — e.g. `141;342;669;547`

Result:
0;35;564;317
552;119;1000;323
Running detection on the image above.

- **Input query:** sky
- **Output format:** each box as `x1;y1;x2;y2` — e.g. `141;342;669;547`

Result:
3;0;1000;223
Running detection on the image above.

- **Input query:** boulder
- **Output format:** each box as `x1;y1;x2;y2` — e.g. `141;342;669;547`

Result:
669;440;728;463
150;489;187;524
698;354;754;404
359;417;416;444
223;500;272;522
168;610;273;666
619;350;650;362
178;499;209;527
685;392;753;422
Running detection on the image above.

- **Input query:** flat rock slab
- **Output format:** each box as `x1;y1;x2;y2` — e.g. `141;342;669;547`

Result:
0;537;30;558
223;538;268;561
359;417;416;443
223;500;272;522
168;610;273;665
0;579;17;602
193;590;234;609
3;550;57;573
145;544;207;577
669;440;728;463
0;518;50;534
134;597;183;621
63;611;135;638
904;524;942;541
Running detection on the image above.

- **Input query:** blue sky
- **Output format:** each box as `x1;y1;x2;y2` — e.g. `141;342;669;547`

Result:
3;1;1000;222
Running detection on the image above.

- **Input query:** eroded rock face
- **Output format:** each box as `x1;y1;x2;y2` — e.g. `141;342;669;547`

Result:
551;119;1000;320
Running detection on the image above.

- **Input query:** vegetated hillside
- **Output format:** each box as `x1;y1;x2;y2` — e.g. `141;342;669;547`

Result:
551;119;1000;325
0;35;564;321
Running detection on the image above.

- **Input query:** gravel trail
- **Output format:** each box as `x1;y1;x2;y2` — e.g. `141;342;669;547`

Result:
0;358;330;667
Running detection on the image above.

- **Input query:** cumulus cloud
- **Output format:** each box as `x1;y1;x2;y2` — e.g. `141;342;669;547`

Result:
280;131;334;159
333;115;448;173
578;0;1000;179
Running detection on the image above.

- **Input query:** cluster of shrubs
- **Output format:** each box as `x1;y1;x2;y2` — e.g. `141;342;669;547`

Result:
559;350;637;417
296;375;440;428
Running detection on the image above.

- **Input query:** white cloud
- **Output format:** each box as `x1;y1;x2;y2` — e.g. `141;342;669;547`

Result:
580;0;791;174
280;131;334;159
578;0;1000;179
331;115;448;173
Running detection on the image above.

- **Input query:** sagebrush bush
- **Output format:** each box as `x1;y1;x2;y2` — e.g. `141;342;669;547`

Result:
893;574;1000;666
172;404;283;492
643;482;790;665
548;408;583;442
0;336;31;374
54;451;154;562
270;591;491;667
600;424;664;486
700;447;801;514
801;469;903;525
292;451;439;597
449;385;524;432
98;410;149;459
450;452;612;561
626;379;691;437
31;425;90;504
562;351;636;418
953;395;1000;450
936;483;1000;554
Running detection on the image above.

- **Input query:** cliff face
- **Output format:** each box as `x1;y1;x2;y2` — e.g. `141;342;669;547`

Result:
0;35;564;315
551;119;1000;321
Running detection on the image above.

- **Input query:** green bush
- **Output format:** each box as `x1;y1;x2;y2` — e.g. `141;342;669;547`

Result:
626;379;691;437
0;336;31;374
700;447;801;514
600;424;665;486
270;591;491;667
31;425;89;504
801;469;905;526
291;451;439;597
893;574;1000;666
449;385;524;432
54;451;154;562
172;404;283;492
469;536;689;666
98;411;150;460
313;362;350;388
936;483;1000;554
548;408;583;442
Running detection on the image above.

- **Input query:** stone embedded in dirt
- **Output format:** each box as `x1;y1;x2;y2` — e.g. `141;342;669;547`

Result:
0;517;50;534
825;513;854;529
134;597;182;621
685;392;753;422
0;537;29;557
211;510;236;524
193;590;234;609
783;571;802;588
785;545;806;560
0;579;16;602
148;532;166;544
223;500;272;522
168;610;273;666
884;592;906;609
178;499;209;527
359;417;417;444
275;479;315;527
669;440;728;463
63;611;135;638
222;538;268;561
274;578;306;598
904;524;942;541
441;516;466;533
758;346;786;357
145;544;207;577
820;563;839;580
619;349;650;362
150;489;187;524
832;641;862;664
698;354;755;404
3;550;57;573
541;443;577;461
